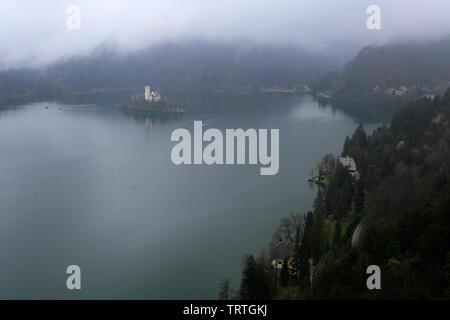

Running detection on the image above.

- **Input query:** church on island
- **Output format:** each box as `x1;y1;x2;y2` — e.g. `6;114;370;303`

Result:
120;85;184;113
144;85;161;102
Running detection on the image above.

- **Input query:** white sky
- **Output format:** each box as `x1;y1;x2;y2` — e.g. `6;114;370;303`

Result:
0;0;449;67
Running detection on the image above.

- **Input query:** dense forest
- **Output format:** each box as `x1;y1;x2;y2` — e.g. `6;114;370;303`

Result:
235;88;450;300
0;68;59;103
0;40;340;103
312;37;450;108
4;37;450;110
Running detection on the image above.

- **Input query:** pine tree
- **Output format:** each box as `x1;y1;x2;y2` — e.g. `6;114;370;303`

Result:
354;180;366;213
218;278;232;300
291;225;301;280
240;255;271;300
297;212;313;284
334;221;341;247
280;257;289;287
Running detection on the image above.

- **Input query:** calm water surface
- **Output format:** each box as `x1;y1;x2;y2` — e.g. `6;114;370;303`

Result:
0;92;380;298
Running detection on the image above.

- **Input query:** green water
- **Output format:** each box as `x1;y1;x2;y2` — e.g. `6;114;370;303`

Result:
0;92;379;299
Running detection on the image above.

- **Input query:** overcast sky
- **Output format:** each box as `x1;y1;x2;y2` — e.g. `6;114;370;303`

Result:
1;0;449;68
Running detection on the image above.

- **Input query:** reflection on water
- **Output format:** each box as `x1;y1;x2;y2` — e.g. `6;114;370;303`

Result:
290;99;345;123
315;98;394;124
0;92;381;299
120;108;184;128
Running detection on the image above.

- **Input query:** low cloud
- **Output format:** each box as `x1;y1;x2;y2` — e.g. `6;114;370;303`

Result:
0;0;449;68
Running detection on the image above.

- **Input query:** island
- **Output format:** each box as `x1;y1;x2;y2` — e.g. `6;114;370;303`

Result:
120;85;185;113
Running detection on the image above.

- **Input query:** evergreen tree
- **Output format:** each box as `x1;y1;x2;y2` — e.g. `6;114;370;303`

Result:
280;257;289;287
354;180;366;213
353;124;368;149
240;255;271;300
297;212;313;284
333;221;341;247
291;225;301;280
218;278;232;300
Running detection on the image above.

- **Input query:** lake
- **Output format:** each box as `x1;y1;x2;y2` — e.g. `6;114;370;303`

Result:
0;92;381;299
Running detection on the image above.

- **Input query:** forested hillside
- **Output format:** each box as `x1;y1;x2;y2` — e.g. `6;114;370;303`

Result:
0;41;340;103
312;38;450;107
47;41;339;91
239;88;450;299
0;68;58;103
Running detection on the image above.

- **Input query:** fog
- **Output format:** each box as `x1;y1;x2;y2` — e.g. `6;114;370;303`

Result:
0;0;449;68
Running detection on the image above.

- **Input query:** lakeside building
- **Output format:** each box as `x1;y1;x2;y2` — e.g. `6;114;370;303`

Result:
339;155;359;179
271;242;295;271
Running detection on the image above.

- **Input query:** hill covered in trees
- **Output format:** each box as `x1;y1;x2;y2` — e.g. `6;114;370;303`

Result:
312;37;450;108
0;40;341;104
238;88;450;299
0;68;59;104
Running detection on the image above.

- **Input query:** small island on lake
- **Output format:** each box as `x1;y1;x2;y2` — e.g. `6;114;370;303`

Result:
120;85;185;113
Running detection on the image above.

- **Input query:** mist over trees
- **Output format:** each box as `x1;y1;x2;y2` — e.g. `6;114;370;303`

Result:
0;40;342;103
313;37;450;107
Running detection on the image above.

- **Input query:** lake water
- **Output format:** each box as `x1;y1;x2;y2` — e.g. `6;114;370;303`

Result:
0;92;380;299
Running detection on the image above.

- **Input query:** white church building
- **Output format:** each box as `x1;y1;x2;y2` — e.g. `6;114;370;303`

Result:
144;85;161;102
